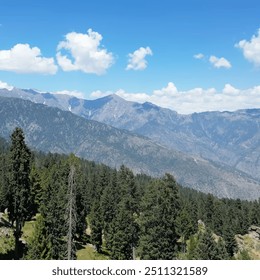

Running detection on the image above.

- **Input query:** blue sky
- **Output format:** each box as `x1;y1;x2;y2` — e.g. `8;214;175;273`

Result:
0;0;260;113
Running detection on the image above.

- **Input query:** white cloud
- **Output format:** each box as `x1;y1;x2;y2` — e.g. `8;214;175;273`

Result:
56;29;114;75
116;89;150;103
54;90;85;99
0;44;58;74
222;84;239;95
236;29;260;66
194;53;204;59
126;47;153;70
90;88;150;103
90;83;260;114
209;55;232;69
153;82;178;96
90;90;114;99
0;80;14;90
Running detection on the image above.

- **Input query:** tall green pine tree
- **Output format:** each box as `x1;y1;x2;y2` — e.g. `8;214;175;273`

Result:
138;174;180;259
7;128;32;259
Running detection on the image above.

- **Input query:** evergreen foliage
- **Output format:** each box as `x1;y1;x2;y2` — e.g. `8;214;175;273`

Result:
175;207;194;252
194;228;228;260
89;200;103;253
0;129;260;260
0;153;8;211
7;128;32;259
110;199;138;260
236;249;251;260
66;165;77;260
26;215;50;259
138;174;180;259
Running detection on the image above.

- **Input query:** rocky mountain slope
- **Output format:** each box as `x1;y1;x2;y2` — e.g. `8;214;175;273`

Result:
1;88;259;181
0;96;259;200
77;94;260;181
236;226;260;259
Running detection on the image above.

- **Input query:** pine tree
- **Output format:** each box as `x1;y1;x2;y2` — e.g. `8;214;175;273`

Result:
108;166;139;259
201;194;215;230
193;227;229;260
251;200;260;226
26;214;50;259
0;154;8;211
117;165;139;213
69;156;89;238
175;207;194;252
39;161;67;259
66;165;77;260
27;155;86;260
215;238;229;260
89;165;112;253
7;128;32;259
110;198;138;260
236;249;251;260
89;200;103;252
194;228;219;260
211;200;225;235
138;174;180;259
100;171;119;250
29;165;43;216
222;225;238;258
186;235;198;260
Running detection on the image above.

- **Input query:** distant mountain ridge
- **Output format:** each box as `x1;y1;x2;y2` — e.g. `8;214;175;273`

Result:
0;95;259;200
0;87;259;181
4;89;260;182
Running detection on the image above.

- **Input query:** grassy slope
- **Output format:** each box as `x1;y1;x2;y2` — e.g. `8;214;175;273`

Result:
2;214;259;260
236;234;260;260
77;245;109;260
21;218;109;260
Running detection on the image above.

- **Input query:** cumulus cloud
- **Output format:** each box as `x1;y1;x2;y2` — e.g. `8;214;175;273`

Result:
90;83;260;114
194;53;231;69
209;55;232;69
126;47;153;70
222;84;239;95
236;29;260;66
54;90;85;99
0;80;14;90
153;82;178;96
56;29;114;75
194;53;204;59
90;90;114;99
0;44;58;74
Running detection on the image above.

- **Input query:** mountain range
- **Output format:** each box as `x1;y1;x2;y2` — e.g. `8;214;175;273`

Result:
1;87;259;180
84;95;260;180
0;88;259;200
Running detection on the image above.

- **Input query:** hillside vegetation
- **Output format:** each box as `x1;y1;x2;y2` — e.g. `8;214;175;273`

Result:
0;129;259;260
1;88;258;181
0;96;259;200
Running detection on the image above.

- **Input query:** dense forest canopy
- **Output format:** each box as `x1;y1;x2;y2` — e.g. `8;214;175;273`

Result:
0;129;259;260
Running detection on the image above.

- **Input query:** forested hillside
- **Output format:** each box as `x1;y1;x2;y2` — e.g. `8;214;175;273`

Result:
0;129;260;260
1;88;258;181
1;96;260;200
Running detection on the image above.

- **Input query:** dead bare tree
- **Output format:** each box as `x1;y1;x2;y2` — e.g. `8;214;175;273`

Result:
66;165;77;260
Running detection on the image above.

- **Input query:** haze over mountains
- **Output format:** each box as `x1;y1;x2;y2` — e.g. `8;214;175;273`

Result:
1;87;259;180
0;88;259;200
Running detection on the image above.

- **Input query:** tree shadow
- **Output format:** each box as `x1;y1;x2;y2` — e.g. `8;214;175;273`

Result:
0;249;15;260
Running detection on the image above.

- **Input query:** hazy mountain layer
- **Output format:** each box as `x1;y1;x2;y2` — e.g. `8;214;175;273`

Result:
1;88;259;181
0;96;259;200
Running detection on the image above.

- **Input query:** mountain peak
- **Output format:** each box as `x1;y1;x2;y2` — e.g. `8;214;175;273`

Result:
0;95;259;200
142;101;160;110
105;93;126;102
22;89;40;95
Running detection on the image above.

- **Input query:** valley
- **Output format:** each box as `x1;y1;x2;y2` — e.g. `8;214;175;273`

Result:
0;95;259;200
